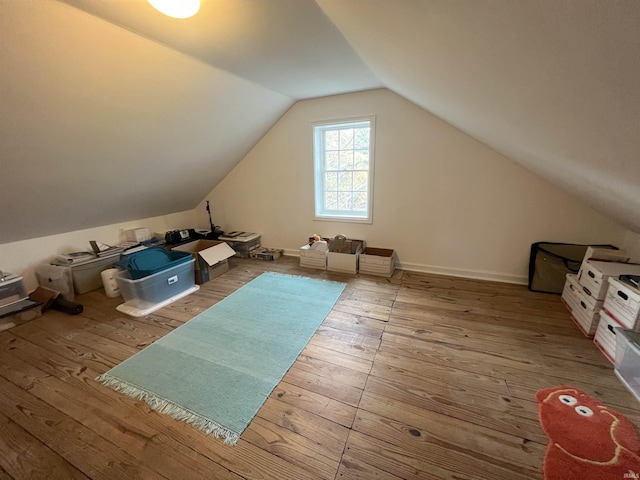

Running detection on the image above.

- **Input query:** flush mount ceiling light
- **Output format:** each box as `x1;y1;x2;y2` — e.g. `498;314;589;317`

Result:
147;0;200;19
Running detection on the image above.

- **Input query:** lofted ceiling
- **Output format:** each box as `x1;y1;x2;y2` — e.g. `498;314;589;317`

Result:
1;0;638;245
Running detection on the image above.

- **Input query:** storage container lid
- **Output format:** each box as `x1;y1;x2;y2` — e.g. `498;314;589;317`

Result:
127;247;173;271
124;247;193;279
0;272;22;284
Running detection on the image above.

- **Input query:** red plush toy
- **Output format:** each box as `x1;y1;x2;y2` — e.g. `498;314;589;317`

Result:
536;386;640;479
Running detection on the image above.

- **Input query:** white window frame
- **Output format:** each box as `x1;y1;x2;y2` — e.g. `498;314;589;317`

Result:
312;115;375;224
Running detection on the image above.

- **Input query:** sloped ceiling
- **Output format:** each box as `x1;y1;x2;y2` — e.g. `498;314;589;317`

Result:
316;0;640;233
0;0;380;244
1;0;639;245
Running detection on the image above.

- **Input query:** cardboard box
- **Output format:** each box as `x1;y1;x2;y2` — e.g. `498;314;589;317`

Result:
172;240;235;284
359;248;395;277
327;239;364;274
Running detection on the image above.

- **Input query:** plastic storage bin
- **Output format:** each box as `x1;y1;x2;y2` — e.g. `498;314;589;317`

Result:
35;264;75;301
67;253;121;294
0;274;28;308
115;258;196;305
120;247;193;280
614;329;640;402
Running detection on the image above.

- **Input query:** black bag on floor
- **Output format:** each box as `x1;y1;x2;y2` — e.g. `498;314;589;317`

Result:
528;242;617;294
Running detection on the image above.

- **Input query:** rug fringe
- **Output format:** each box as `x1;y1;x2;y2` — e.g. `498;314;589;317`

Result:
95;373;240;445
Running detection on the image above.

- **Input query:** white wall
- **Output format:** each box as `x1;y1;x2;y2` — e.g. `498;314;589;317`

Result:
198;89;628;283
624;230;640;261
0;210;195;292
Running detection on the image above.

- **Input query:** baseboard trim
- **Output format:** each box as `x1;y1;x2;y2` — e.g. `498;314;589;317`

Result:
395;261;528;285
282;250;528;285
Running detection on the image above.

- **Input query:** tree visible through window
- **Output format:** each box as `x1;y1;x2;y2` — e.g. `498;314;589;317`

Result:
313;117;375;223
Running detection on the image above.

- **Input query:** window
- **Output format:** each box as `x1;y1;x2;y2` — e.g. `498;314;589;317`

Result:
313;116;375;223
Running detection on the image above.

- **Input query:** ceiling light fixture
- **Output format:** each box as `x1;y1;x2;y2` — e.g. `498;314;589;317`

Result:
147;0;200;19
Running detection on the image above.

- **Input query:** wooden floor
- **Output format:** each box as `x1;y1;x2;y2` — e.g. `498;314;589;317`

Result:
1;256;639;479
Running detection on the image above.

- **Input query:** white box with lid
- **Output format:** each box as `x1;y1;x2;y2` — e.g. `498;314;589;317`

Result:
604;277;640;329
578;261;640;300
561;273;603;337
561;273;580;311
300;243;327;270
593;309;619;364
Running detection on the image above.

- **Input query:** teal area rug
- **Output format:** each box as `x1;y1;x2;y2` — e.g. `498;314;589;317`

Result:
97;272;346;445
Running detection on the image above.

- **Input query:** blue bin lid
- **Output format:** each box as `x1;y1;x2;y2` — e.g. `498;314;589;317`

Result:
124;247;193;279
127;247;173;271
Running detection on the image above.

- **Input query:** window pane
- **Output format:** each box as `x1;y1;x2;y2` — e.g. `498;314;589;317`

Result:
325;130;339;150
339;128;354;149
325;151;339;170
354;127;369;149
353;192;367;211
324;171;338;191
325;191;337;210
354;150;369;169
353;171;368;191
338;171;353;192
339;150;354;170
338;192;352;210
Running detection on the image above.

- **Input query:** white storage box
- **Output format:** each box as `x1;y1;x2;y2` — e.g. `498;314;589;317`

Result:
327;239;364;274
561;274;580;311
300;243;327;270
578;260;640;300
604;277;640;330
614;329;640;402
359;248;395;277
593;309;619;364
561;273;603;337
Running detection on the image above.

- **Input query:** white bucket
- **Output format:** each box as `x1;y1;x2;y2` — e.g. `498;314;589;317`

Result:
101;268;121;298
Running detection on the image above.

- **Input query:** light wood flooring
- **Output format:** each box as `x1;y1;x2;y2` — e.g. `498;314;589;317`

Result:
1;256;639;479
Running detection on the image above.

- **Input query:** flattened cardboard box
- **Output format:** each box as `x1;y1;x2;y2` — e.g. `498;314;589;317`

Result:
172;240;235;284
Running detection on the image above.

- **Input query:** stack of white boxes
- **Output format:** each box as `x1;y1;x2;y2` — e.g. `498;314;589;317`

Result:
595;275;640;364
561;273;604;337
561;248;634;339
